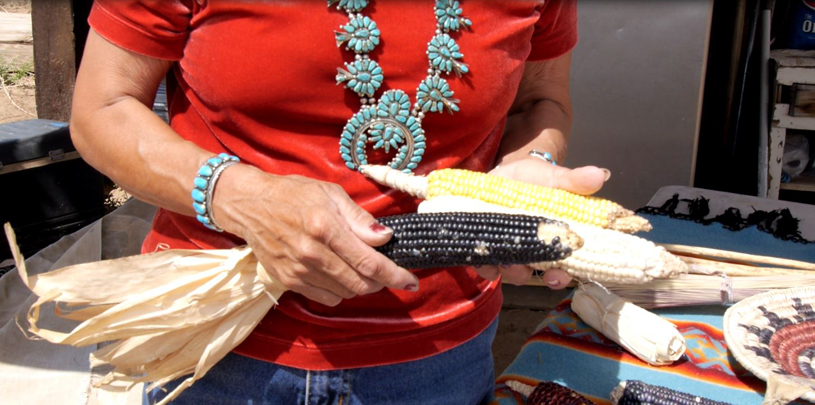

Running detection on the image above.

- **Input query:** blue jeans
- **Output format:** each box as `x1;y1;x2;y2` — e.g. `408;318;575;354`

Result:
146;318;498;404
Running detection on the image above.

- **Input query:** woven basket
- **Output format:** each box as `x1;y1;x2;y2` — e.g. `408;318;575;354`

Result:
723;287;815;404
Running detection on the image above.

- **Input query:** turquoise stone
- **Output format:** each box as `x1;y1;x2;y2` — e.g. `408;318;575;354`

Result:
198;165;213;177
196;215;211;225
340;145;351;154
340;138;351;147
346;162;357;170
341;153;352;162
207;157;222;167
193;202;207;215
191;189;206;203
357;73;371;81
355;29;369;38
194;177;208;190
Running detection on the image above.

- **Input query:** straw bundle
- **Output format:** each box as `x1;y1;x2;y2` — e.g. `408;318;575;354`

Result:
604;274;815;309
594;245;815;309
571;283;686;366
723;287;815;404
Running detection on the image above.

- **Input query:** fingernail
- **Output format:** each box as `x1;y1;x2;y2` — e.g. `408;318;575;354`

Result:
370;222;392;234
405;283;419;292
547;279;561;287
600;168;611;182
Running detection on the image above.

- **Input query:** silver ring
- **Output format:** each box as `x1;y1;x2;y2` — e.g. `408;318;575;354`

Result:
528;150;557;166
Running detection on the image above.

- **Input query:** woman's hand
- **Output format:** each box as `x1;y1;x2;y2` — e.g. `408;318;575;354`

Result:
472;158;609;289
213;164;420;307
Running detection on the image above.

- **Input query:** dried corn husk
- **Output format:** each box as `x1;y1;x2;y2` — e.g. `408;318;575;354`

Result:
571;283;686;365
4;223;288;405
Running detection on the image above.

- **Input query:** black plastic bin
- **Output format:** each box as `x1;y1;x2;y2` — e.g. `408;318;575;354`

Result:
0;119;105;262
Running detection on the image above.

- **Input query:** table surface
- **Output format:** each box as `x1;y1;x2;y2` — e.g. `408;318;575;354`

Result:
493;187;815;405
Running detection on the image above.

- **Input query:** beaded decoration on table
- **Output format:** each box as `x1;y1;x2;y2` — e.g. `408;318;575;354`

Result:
330;0;472;173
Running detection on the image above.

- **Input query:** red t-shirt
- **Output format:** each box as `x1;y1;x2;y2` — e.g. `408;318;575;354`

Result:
88;0;577;370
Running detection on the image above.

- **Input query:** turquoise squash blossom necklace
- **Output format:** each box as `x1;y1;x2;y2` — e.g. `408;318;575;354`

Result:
330;0;472;173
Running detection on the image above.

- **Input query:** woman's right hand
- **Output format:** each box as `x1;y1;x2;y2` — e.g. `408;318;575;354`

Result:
212;164;419;307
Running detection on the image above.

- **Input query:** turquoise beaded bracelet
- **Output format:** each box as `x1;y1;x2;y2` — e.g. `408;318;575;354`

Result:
192;153;240;232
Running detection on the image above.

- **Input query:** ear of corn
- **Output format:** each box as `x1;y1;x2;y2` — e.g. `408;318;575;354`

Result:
375;212;581;269
506;380;596;405
359;165;651;233
572;283;686;365
417;196;687;284
611;380;733;405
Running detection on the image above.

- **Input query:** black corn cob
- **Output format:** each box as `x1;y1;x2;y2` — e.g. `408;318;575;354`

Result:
375;212;579;269
527;381;596;405
613;381;733;405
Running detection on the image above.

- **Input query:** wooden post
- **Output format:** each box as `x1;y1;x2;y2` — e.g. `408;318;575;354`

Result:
30;0;76;122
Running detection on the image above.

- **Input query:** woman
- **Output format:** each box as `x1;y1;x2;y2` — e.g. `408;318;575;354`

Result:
71;0;607;403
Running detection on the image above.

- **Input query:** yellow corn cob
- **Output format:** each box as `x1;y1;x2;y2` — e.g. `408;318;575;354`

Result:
417;196;688;284
359;165;651;233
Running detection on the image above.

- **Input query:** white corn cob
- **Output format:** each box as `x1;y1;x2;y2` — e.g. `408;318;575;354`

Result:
418;196;687;284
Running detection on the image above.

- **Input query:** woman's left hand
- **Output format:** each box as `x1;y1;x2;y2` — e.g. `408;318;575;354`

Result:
473;158;609;289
